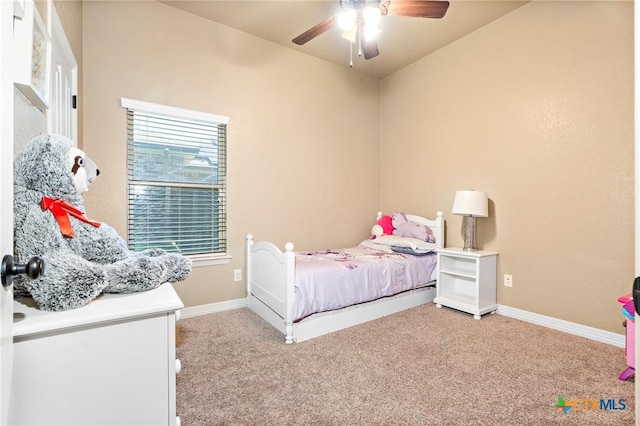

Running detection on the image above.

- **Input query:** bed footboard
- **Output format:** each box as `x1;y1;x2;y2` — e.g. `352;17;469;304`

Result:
246;235;296;343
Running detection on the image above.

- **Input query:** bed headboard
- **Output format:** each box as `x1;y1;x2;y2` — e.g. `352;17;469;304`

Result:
376;211;445;249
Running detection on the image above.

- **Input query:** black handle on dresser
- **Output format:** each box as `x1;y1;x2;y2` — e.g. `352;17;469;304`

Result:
1;255;45;288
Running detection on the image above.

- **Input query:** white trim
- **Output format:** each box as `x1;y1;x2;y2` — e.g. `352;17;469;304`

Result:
48;3;77;143
179;298;247;319
14;0;25;19
120;97;229;124
177;300;625;348
189;253;231;267
50;6;75;68
1;0;15;422
497;305;624;348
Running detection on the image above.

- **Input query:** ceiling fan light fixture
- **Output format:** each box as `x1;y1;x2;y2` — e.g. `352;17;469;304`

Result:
362;5;382;27
292;0;450;62
363;24;380;41
341;27;357;43
338;9;357;31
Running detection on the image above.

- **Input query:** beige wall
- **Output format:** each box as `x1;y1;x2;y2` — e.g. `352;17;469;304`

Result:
380;1;634;333
81;0;633;334
82;1;380;308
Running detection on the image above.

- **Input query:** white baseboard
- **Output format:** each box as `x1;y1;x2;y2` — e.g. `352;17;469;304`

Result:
179;298;248;319
178;299;626;348
497;304;625;348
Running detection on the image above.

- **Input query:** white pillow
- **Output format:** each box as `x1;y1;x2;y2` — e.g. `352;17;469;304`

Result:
362;235;437;253
359;239;394;253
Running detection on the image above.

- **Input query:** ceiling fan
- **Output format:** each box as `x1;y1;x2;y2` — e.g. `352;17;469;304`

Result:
292;0;450;61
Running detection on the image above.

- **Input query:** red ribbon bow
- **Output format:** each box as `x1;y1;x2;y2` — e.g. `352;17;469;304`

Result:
41;196;101;238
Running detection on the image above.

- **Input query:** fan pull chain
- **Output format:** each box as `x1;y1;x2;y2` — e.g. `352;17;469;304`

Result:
349;41;353;68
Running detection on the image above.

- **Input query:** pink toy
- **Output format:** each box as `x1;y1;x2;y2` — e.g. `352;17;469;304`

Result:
370;215;393;239
618;293;633;304
618;294;635;382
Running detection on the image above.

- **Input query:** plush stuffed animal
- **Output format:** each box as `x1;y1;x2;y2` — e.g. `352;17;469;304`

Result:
392;212;435;243
370;214;394;239
13;134;192;311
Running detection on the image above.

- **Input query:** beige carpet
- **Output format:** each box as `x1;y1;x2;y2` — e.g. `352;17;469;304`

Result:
176;303;635;425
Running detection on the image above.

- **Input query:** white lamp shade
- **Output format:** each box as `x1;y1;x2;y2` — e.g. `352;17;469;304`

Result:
452;190;488;218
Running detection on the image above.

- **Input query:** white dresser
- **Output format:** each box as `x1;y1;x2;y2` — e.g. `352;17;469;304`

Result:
10;283;184;426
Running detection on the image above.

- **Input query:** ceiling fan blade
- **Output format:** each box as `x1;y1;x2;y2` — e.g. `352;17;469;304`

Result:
362;38;379;60
292;15;338;45
383;0;449;19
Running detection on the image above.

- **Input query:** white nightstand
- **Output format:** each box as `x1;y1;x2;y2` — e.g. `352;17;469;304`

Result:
434;247;498;319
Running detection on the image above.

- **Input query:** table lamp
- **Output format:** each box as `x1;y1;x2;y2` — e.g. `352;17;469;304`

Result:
452;190;488;251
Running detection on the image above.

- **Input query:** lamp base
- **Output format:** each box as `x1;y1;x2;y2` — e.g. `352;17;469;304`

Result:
463;216;479;251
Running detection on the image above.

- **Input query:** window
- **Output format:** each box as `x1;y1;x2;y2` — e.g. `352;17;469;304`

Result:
121;98;228;264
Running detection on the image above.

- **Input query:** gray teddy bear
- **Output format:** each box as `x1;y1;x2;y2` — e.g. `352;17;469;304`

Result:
13;134;192;311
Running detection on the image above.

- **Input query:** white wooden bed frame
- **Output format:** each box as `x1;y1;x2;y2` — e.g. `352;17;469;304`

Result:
246;211;444;344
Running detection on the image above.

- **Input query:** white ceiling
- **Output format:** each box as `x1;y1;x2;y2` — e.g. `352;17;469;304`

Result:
160;0;529;79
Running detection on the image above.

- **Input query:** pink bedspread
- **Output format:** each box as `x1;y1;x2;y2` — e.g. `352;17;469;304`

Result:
292;245;437;321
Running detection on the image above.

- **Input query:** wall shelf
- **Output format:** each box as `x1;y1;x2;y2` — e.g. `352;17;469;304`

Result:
13;0;50;111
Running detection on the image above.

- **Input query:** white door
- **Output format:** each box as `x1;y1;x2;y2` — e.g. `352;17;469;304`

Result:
0;1;15;425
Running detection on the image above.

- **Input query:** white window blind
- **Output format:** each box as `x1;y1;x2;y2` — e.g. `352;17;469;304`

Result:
122;98;227;257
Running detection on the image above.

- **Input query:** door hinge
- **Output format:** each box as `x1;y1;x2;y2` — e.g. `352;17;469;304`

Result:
72;95;77;109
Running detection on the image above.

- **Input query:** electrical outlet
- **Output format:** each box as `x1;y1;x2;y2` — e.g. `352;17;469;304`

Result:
234;269;242;282
504;274;513;287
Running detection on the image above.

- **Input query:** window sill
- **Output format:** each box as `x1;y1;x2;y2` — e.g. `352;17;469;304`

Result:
188;253;231;267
